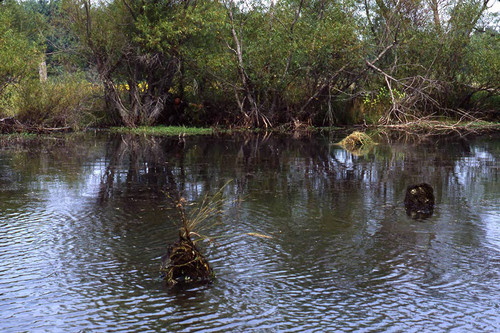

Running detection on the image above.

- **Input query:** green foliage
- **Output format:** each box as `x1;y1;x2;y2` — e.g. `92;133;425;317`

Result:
12;75;102;129
136;1;225;53
24;0;85;75
465;31;500;88
222;0;363;124
3;0;497;129
0;85;18;117
110;125;214;136
362;87;405;123
0;1;42;101
363;87;405;107
356;0;499;121
134;1;233;123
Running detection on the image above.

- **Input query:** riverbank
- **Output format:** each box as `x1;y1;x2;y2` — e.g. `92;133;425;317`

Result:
1;119;499;139
109;125;215;136
374;119;500;132
110;120;500;137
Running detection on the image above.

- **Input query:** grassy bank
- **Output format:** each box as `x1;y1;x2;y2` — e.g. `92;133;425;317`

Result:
3;119;498;139
109;126;216;136
108;120;500;137
374;120;500;132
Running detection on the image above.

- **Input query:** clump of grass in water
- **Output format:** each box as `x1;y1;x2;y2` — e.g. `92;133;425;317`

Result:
336;131;376;155
160;182;230;286
160;181;273;286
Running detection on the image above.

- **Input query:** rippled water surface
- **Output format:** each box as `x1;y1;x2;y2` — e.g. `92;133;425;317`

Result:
1;131;499;332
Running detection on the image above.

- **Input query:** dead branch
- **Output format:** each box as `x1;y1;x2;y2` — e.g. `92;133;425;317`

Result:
0;117;74;134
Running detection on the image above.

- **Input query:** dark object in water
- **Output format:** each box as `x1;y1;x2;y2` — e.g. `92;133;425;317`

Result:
160;234;214;286
404;183;435;219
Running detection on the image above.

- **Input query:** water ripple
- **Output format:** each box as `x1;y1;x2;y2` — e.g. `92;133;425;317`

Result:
1;134;500;332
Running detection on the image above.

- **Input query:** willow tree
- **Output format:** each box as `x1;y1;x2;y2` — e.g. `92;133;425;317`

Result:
134;0;229;126
62;0;181;126
221;0;363;127
0;1;42;104
360;0;499;123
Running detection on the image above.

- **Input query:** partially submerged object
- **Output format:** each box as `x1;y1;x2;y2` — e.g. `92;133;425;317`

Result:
404;183;435;219
160;183;229;286
159;181;271;286
337;131;376;155
160;233;213;286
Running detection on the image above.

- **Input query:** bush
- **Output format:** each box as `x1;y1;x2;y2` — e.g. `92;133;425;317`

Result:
0;2;42;100
0;84;18;118
12;75;103;129
470;91;500;121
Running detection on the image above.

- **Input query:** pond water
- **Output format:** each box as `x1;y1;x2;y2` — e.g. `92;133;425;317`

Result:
0;131;499;332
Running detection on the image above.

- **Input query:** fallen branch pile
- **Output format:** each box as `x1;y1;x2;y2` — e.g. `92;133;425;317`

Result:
0;117;72;134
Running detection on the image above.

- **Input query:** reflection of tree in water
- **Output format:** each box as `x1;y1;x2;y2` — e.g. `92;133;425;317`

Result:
95;131;498;222
0;135;103;210
2;134;101;181
97;135;186;206
227;132;499;293
92;133;498;290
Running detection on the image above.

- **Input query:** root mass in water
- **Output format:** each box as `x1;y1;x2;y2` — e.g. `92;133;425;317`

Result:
160;234;213;285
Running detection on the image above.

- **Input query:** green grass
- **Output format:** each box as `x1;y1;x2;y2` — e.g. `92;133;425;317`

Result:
110;125;215;136
407;120;500;130
374;119;500;132
109;121;499;138
458;120;500;129
0;132;37;139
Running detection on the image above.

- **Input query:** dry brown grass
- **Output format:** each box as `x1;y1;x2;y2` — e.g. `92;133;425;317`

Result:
337;131;377;155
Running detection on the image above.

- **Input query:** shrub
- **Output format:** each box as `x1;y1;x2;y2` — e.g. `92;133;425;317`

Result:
13;75;103;129
362;87;406;124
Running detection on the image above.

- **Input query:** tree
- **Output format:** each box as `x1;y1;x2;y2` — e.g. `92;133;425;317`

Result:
134;0;229;125
359;0;498;123
0;1;42;102
55;0;498;128
63;0;173;126
220;0;363;127
23;0;84;75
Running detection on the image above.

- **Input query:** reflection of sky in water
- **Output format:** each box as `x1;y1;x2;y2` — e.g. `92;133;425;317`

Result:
484;209;500;252
2;134;500;332
455;148;493;179
454;147;496;196
454;146;499;253
333;148;356;169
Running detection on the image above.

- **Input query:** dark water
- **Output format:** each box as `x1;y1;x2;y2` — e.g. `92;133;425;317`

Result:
1;131;499;332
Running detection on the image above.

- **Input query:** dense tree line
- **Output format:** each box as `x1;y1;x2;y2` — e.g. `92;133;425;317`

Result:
1;0;499;129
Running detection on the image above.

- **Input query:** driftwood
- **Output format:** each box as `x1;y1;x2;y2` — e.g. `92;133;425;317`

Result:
26;126;72;133
160;233;214;286
0;117;72;134
0;117;21;133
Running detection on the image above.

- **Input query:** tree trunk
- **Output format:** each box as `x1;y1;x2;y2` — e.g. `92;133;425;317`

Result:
428;0;441;33
38;61;47;83
226;1;270;128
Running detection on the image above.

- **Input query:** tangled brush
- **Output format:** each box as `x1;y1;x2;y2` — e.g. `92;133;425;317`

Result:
160;233;214;285
160;182;230;286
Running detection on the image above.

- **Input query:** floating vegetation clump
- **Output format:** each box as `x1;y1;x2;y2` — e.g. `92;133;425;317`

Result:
337;131;376;155
160;233;214;285
161;182;230;286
